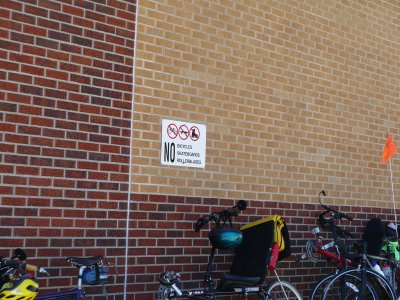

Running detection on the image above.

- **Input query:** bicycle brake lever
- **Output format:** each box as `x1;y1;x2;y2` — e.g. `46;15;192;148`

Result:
39;267;51;277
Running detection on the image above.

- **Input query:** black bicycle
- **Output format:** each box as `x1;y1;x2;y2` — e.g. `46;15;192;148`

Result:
303;191;395;300
317;214;398;300
158;200;302;299
319;242;396;300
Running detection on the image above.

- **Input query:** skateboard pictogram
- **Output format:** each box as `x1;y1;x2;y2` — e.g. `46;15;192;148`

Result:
179;125;189;140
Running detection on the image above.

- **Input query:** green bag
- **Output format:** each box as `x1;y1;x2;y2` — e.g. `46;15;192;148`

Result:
382;241;400;261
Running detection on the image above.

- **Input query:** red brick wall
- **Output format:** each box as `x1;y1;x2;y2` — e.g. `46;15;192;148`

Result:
1;0;135;298
2;1;400;299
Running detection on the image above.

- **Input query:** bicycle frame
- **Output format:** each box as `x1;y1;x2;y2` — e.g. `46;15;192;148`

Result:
36;265;87;300
311;227;351;269
36;288;86;300
300;192;353;269
161;245;269;299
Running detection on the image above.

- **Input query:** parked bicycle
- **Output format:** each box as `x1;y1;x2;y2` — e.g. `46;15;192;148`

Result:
0;248;41;299
380;223;400;295
360;217;400;297
0;248;110;300
297;191;354;268
301;191;397;300
296;191;358;299
158;200;302;299
36;255;110;300
320;242;396;300
379;241;400;297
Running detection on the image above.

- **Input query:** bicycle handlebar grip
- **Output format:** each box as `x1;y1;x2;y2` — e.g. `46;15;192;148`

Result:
2;259;19;268
194;216;209;231
219;200;246;217
25;264;38;272
338;212;353;221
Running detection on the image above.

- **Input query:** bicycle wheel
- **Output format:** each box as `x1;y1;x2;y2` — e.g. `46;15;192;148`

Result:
265;279;302;300
322;269;396;300
310;272;378;300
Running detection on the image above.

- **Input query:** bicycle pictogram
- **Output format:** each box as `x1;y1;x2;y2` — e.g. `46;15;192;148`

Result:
167;123;178;139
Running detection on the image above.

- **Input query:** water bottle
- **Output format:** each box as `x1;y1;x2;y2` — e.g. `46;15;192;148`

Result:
371;261;384;276
382;263;392;284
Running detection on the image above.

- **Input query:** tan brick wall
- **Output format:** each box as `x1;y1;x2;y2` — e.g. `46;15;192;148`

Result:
132;0;400;207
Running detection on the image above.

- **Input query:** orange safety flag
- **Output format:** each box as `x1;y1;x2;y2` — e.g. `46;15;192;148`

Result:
381;133;398;163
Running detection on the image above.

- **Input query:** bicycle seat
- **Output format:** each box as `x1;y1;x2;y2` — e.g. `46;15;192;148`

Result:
67;256;103;267
218;274;262;291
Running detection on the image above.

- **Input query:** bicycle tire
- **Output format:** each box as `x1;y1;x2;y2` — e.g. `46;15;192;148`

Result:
265;279;302;300
310;272;378;300
321;268;396;300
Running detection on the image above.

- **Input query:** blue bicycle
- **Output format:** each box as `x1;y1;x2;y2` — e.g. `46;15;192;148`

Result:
0;249;110;300
36;255;109;300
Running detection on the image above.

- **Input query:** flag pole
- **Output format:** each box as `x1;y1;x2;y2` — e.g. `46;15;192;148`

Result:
384;132;398;236
389;158;398;236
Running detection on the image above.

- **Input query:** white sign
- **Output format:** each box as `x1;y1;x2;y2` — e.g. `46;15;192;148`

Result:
161;119;206;168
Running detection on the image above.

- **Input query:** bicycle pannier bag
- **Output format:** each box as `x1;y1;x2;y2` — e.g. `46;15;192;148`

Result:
82;259;110;285
228;214;291;278
363;218;385;256
240;214;291;260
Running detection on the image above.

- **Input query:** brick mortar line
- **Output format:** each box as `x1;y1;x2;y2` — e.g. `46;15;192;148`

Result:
4;5;136;28
140;2;400;50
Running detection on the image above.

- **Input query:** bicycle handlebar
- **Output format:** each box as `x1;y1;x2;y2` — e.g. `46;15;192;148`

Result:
0;259;37;273
194;200;246;231
194;215;210;231
321;205;353;221
319;190;353;221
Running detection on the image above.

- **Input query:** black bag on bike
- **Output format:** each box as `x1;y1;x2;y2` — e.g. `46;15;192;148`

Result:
362;218;385;256
220;215;291;288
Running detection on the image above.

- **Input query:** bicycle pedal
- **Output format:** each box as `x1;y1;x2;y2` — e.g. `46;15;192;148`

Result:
159;271;180;286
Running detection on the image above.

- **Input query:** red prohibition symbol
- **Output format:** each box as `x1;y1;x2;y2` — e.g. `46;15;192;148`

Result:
179;125;189;140
189;126;200;141
167;123;178;139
